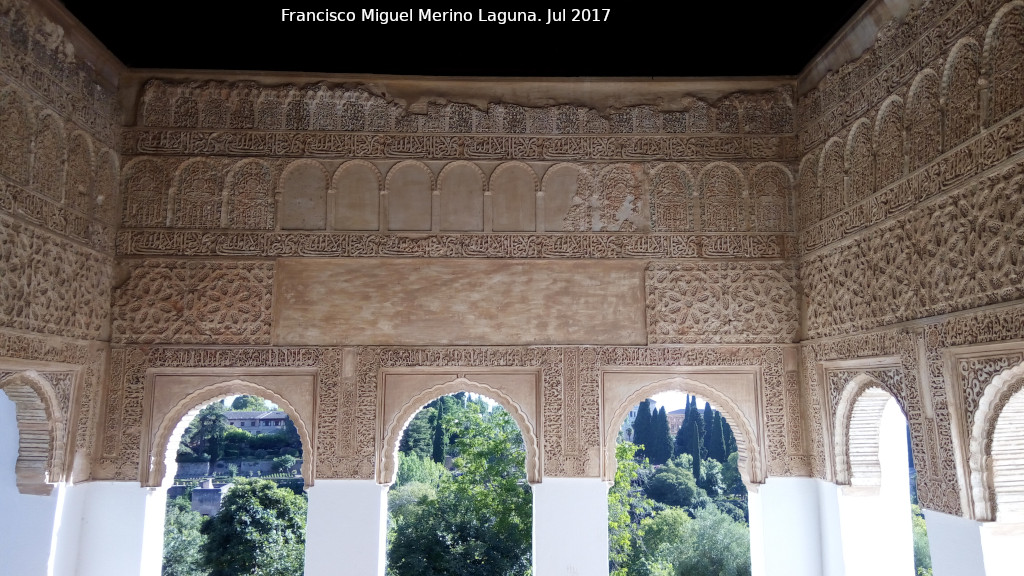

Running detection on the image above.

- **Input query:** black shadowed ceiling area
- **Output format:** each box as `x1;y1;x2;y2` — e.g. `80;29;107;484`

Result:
60;2;868;77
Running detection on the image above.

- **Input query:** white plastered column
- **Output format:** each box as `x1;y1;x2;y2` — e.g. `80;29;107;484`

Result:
834;399;914;575
748;477;832;576
72;482;168;576
304;479;388;576
532;478;609;576
924;509;987;576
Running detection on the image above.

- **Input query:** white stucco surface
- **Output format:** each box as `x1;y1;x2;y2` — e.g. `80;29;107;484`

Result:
749;477;825;576
532;478;609;576
304;479;388;576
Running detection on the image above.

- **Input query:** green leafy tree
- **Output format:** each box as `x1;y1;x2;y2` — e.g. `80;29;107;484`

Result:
687;404;704;483
163;496;208;576
399;406;436;460
721;452;747;498
644;454;707;511
394;452;446;488
272;454;297;473
609;443;658;576
230;395;270;411
643;505;751;576
912;505;932;575
201;478;307;576
388;403;532;576
179;402;229;467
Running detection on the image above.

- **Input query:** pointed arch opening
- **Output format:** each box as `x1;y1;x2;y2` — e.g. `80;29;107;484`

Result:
0;371;65;495
385;382;534;576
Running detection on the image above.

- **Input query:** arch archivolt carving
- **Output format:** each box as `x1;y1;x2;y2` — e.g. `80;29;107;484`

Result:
142;371;317;488
378;373;541;486
602;375;764;489
831;371;907;488
968;360;1024;521
0;370;66;495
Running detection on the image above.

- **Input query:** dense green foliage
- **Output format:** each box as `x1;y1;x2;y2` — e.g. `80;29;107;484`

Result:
912;505;932;576
388;397;532;576
163;496;207;576
178;403;229;465
201;478;307;576
231;395;270;411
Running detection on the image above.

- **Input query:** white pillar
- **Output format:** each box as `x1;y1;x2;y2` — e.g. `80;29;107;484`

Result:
532;478;609;576
749;477;826;576
980;521;1024;576
924;508;987;576
73;482;167;576
816;482;846;576
304;479;388;576
835;400;915;575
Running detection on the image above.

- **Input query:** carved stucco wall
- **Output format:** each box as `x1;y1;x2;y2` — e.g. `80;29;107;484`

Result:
796;0;1024;516
3;0;1022;525
0;0;121;489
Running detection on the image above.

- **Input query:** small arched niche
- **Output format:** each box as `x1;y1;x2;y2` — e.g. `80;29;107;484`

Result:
378;372;541;485
142;371;317;488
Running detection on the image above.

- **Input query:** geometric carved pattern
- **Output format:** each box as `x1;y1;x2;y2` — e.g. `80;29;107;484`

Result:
646;261;799;344
985;2;1024;124
111;261;274;344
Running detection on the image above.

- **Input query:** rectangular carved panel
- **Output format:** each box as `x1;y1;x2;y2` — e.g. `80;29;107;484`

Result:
273;258;646;346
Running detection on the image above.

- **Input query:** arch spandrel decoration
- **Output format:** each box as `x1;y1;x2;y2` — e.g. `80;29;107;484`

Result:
602;375;764;490
142;372;317;488
0;370;66;495
968;360;1024;521
378;373;541;485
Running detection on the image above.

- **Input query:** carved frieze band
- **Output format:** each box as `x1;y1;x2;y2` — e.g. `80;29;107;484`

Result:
112;260;273;345
121;131;796;161
135;79;794;136
116;231;793;259
646;261;799;344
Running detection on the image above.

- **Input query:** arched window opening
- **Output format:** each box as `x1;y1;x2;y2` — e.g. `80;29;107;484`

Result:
161;395;307;576
387;392;532;576
991;388;1024;523
840;387;923;575
609;390;751;576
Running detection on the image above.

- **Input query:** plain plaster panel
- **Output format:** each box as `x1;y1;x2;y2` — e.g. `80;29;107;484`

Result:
273;258;647;345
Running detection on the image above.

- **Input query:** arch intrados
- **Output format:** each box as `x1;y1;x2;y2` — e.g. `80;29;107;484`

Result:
696;162;748;195
0;370;65;495
539;162;580;190
832;374;908;486
385;160;435;190
750;162;794;191
147;379;313;488
941;37;982;97
873;96;904;142
488;161;539;192
905;69;940;113
982;1;1024;65
380;377;540;485
332;160;383;191
603;376;763;488
968;360;1024;521
817;136;846;182
437;160;485;189
845;118;873;161
279;158;329;185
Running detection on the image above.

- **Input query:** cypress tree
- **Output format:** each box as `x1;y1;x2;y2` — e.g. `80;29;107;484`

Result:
431;399;447;464
689;408;702;481
701;402;713;460
674;395;692;456
649;407;673;465
632;400;653;458
723;418;738;455
708;410;727;462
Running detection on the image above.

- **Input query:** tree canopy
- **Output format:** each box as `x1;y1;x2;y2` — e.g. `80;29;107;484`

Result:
389;397;532;576
230;395;271;411
201;478;307;576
